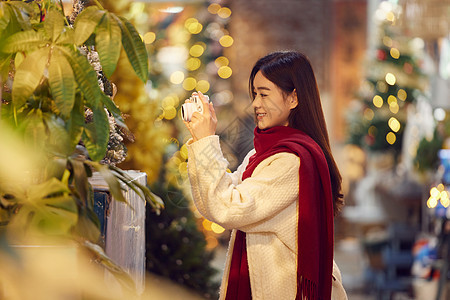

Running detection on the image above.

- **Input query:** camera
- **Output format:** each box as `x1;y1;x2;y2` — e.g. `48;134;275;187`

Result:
181;94;209;122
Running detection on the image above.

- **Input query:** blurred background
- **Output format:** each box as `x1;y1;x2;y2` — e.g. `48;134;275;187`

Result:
1;0;449;299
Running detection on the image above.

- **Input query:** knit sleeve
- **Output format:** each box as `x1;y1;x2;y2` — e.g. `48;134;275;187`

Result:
187;135;299;230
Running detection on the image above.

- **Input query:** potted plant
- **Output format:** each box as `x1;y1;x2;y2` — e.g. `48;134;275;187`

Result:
0;0;163;295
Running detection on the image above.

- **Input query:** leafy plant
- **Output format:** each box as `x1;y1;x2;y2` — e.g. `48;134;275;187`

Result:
0;0;163;293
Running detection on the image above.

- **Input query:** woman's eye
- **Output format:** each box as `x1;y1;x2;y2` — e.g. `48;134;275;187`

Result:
260;94;267;98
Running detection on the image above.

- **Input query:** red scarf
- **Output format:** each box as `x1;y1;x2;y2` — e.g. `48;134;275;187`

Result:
225;126;334;300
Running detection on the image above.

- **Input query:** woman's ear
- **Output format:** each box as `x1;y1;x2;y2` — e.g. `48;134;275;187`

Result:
289;89;298;109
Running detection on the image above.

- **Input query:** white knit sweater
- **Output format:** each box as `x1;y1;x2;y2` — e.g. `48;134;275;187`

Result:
187;135;347;300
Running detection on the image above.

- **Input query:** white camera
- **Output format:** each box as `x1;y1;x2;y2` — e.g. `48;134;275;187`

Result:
181;94;209;122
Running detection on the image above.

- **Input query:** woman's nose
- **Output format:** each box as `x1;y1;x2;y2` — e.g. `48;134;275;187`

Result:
252;96;260;109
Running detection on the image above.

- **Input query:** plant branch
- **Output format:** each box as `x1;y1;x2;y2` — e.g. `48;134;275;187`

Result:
92;0;104;10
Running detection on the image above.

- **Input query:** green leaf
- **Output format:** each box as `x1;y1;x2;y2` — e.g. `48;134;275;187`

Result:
95;12;121;78
68;158;89;203
3;30;47;53
22;109;47;150
0;53;11;79
109;165;164;213
73;208;101;243
101;93;127;129
7;1;32;31
82;104;109;162
66;94;85;151
59;47;103;107
73;6;105;46
12;48;49;108
83;240;137;293
86;161;126;203
56;27;75;45
0;3;11;32
114;15;148;82
43;9;65;43
48;49;75;118
9;178;78;236
44;114;71;156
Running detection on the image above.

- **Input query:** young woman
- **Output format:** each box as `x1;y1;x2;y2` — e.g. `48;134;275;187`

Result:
184;51;347;300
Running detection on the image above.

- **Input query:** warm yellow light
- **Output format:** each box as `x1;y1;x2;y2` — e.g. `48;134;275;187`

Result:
386;11;395;22
180;144;188;160
386;132;396;144
188;22;203;34
390;48;400;59
185;18;203;34
185;18;198;28
182;77;197;90
387;95;397;105
143;32;156;44
388;117;401;132
211;222;225;234
189;44;205;57
364;108;374;120
196;80;210;93
219;35;234;47
368;126;378;136
389;102;399;114
207;3;221;14
430;187;440;198
383;36;393;47
441;192;450;208
215;56;229;67
164;106;177;120
385;73;396;85
217;7;232;19
397;89;407;101
162;95;177;109
438;183;445;191
170;71;185;84
178;161;187;174
373;95;383;108
186;57;201;71
218;66;232;78
427;196;438;208
376;81;388;93
202;219;212;231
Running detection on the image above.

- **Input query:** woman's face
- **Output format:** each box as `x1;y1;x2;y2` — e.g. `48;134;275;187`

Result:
251;71;297;130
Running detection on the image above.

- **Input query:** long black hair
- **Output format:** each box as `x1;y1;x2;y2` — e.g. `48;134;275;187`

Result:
249;51;344;214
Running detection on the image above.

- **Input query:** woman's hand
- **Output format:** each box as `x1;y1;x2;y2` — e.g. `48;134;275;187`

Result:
183;91;217;142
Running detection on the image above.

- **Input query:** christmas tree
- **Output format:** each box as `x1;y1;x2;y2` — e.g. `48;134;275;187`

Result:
347;1;427;158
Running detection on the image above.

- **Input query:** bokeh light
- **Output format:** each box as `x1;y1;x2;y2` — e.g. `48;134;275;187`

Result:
390;48;400;59
373;95;383;108
170;71;185;84
397;89;407;101
218;66;232;78
364;108;375;120
217;7;232;19
219;35;234;47
182;77;197;90
143;32;156;44
196;80;210;93
387;95;397;105
211;222;225;234
186;57;201;71
207;3;221;14
389;101;399;114
388;117;400;132
385;73;396;85
386;132;396;144
189;44;205;57
215;56;229;67
185;18;203;34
